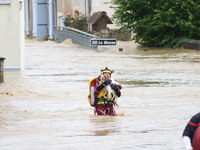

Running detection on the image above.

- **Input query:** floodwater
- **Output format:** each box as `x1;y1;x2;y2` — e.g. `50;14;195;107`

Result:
0;39;200;150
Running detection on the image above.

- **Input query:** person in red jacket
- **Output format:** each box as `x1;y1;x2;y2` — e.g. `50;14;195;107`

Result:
88;67;122;116
182;112;200;150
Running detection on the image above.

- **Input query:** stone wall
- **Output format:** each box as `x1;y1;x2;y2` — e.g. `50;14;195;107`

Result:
182;40;200;50
89;29;131;41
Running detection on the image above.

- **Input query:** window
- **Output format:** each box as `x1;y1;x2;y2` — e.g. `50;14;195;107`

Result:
0;0;10;4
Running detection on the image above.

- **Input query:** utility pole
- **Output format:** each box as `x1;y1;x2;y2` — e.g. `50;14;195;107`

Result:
87;0;91;31
85;0;86;17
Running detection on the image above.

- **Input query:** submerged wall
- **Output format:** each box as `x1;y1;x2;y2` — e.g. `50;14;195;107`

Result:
182;40;200;51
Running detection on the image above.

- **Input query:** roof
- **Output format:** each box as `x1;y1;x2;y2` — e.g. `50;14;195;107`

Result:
87;11;113;24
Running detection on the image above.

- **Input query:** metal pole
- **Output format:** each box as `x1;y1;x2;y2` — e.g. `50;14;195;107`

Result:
85;0;86;17
32;0;37;37
25;0;30;35
54;0;57;26
87;0;91;31
19;0;25;70
48;0;54;39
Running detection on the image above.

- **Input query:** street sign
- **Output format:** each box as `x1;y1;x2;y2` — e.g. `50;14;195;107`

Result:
91;39;117;46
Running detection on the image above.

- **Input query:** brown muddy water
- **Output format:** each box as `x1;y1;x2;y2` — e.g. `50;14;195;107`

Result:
0;40;200;150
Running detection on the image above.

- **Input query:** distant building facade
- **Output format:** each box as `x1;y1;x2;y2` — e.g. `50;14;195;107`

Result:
25;0;118;39
56;0;118;30
0;0;25;70
0;0;118;70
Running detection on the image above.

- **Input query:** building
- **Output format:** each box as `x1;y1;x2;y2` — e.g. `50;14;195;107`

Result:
25;0;118;39
0;0;25;70
25;0;56;40
0;0;118;70
87;11;113;31
55;0;117;30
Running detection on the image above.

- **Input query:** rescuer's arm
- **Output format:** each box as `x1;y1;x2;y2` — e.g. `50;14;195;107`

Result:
182;136;193;150
110;83;121;97
96;79;111;92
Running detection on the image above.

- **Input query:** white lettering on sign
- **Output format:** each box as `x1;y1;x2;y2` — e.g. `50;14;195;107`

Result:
91;39;117;46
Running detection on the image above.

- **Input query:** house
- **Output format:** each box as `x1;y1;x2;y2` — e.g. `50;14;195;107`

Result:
55;0;118;30
25;0;55;40
25;0;118;40
87;11;113;31
0;0;119;70
0;0;25;70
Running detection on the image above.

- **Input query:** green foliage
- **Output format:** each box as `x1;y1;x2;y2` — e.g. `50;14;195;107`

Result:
110;0;200;48
63;12;87;32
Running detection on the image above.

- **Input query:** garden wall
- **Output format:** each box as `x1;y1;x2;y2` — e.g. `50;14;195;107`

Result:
182;40;200;50
89;29;131;41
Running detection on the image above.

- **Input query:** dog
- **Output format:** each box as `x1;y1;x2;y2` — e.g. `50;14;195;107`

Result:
98;74;121;102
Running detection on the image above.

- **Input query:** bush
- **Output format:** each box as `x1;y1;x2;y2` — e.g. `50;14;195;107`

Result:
63;11;87;32
110;0;200;48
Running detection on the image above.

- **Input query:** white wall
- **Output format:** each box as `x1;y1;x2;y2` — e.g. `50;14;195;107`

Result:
56;0;119;29
57;0;85;16
0;0;25;70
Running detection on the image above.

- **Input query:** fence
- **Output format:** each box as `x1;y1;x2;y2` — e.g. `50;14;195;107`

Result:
54;26;98;48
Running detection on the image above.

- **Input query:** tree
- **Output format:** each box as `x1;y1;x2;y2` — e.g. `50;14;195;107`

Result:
110;0;200;48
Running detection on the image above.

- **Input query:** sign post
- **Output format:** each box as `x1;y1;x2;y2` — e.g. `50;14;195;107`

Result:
91;39;117;46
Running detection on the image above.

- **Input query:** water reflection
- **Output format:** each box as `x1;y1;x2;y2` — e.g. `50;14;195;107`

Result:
89;116;119;136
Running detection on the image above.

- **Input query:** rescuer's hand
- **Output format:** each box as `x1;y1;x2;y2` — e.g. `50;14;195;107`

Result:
111;83;121;97
182;136;193;150
103;79;111;86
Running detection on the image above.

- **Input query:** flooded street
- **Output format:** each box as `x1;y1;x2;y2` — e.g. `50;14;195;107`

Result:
0;39;200;150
